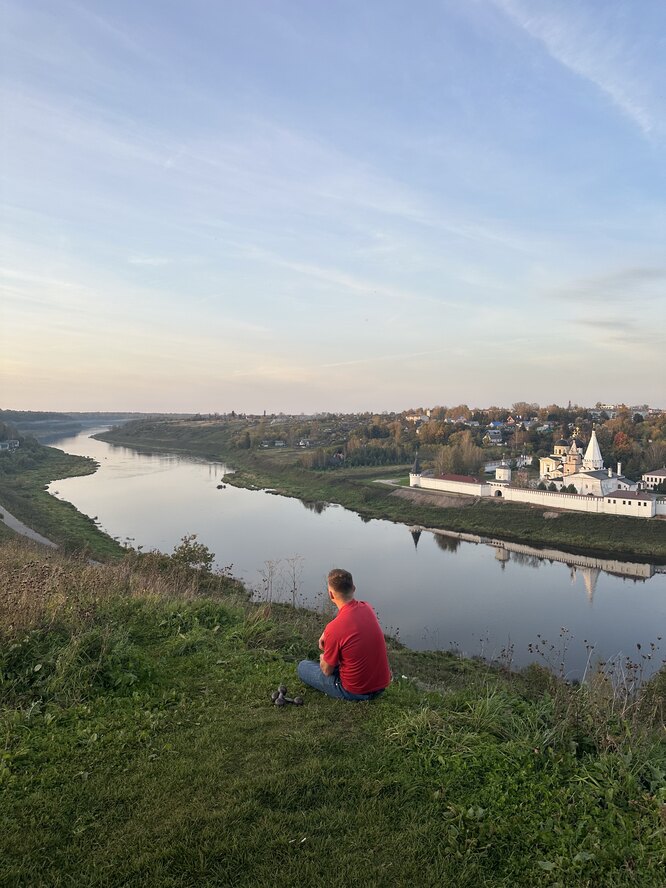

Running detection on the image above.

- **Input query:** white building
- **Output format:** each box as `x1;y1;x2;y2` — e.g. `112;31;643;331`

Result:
642;468;666;490
539;430;638;496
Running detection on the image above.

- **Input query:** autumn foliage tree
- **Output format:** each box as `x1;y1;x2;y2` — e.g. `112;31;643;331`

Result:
434;431;485;476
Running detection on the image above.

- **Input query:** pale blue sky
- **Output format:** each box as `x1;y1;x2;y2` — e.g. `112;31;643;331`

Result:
1;0;665;412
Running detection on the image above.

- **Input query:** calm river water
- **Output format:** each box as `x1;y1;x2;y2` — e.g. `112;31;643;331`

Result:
48;430;666;679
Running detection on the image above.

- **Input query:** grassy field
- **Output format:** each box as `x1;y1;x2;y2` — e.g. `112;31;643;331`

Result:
98;422;666;560
0;444;124;560
2;538;665;887
0;515;18;543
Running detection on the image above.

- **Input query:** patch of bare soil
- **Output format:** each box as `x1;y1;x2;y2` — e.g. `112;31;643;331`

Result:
390;488;476;509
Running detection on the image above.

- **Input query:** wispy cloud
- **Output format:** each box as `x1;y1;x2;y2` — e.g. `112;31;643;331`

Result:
550;266;666;304
227;243;463;310
573;315;664;351
227;347;449;386
67;2;157;63
322;348;447;369
127;256;172;267
490;0;659;135
0;265;82;292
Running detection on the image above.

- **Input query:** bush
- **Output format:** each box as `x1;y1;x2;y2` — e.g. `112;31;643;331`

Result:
171;534;215;571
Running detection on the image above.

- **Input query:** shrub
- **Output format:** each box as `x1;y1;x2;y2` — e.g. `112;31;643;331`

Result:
171;534;215;572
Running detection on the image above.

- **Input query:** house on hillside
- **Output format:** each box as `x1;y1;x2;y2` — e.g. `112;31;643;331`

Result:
483;429;504;446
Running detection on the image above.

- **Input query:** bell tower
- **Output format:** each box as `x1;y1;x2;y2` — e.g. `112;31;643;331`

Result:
563;440;582;476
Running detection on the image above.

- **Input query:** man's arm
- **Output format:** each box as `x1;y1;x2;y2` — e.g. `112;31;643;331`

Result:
319;653;335;676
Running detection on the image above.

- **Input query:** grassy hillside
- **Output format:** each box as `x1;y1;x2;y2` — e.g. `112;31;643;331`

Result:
2;538;664;887
98;420;666;560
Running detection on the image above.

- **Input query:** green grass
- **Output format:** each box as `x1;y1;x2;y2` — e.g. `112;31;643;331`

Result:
1;540;665;887
97;423;666;560
0;444;123;560
0;517;18;543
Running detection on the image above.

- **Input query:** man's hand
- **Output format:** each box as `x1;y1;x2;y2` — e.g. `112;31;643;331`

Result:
318;631;325;651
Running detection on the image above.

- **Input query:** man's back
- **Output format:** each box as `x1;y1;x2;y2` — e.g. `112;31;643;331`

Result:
323;600;390;694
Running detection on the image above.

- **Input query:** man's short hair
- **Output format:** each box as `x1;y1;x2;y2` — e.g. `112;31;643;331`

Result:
327;568;354;597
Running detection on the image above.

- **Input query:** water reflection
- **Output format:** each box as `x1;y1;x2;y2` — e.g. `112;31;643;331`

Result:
510;551;543;570
424;526;656;583
432;532;461;554
301;500;329;514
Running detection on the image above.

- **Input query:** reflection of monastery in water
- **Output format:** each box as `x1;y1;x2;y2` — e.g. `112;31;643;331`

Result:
410;525;656;602
488;538;654;604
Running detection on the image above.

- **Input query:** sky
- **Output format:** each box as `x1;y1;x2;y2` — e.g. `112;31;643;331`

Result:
1;0;665;414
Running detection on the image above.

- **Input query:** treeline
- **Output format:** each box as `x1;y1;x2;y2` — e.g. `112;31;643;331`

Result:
300;442;412;470
105;404;666;481
0;429;54;477
0;410;73;423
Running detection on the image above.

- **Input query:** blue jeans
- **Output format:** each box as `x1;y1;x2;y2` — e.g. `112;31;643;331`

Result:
297;659;385;702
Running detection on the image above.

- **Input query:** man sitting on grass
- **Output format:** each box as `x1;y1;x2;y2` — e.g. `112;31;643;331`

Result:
297;568;391;701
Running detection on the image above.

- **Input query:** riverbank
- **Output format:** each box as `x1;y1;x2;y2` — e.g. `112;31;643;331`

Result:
0;441;124;560
2;537;664;887
97;423;666;561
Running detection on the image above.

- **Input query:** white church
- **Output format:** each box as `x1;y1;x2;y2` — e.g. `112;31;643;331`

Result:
538;430;638;496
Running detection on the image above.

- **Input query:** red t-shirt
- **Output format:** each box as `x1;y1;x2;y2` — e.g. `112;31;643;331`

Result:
323;600;391;695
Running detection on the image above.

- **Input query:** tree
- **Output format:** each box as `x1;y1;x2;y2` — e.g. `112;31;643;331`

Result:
612;431;634;459
172;534;215;572
434;431;484;476
512;470;529;488
512;402;539;419
643;442;666;472
447;404;471;421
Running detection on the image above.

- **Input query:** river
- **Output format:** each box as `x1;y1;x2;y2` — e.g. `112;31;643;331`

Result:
47;429;666;680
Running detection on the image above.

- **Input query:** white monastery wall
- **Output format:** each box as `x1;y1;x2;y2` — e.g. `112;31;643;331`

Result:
409;474;489;497
500;488;601;513
410;475;656;518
